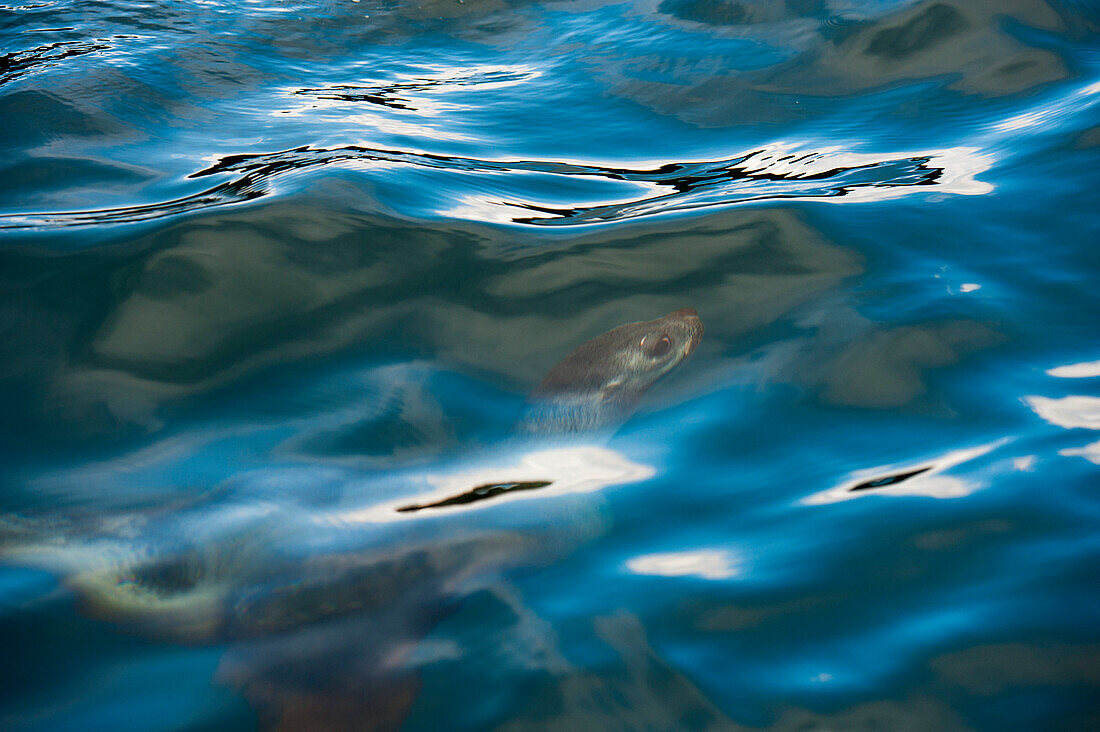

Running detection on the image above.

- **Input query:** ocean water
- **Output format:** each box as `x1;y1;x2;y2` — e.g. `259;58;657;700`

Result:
2;0;1099;729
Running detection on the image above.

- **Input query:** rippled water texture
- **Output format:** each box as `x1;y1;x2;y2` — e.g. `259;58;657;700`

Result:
2;1;1100;730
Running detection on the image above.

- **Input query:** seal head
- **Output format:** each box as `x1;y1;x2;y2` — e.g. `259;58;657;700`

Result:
519;308;703;435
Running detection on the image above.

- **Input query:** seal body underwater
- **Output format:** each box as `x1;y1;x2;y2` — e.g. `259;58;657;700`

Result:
0;307;704;730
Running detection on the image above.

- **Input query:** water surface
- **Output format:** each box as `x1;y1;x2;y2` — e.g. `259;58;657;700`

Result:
2;1;1099;729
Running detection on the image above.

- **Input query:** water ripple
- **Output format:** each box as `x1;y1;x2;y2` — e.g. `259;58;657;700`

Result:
0;38;110;86
0;143;991;230
292;67;537;112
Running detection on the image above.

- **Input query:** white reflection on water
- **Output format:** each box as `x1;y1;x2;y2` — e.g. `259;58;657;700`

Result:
803;441;1006;504
1047;360;1100;378
324;445;655;524
1056;440;1100;462
1026;395;1100;430
277;99;479;142
625;549;740;580
1029;390;1100;466
439;142;994;226
736;143;993;201
992;79;1100;133
1060;440;1100;465
1012;455;1037;472
273;63;539;143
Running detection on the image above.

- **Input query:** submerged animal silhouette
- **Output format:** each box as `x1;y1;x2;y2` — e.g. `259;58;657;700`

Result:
397;307;702;512
519;307;703;435
0;308;703;730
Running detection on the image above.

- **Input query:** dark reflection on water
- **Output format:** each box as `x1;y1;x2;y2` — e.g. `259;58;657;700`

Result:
396;481;554;512
848;466;932;492
0;205;859;446
0;39;111;87
2;0;1100;730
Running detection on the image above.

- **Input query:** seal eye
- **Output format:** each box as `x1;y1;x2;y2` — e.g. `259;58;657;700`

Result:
642;333;672;358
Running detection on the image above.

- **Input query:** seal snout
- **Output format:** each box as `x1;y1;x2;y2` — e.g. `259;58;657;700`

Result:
666;307;703;355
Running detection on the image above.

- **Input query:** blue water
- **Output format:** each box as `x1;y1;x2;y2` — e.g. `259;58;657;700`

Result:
2;1;1100;729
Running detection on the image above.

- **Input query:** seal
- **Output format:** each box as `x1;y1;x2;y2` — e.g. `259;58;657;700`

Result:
396;308;703;512
3;306;705;614
0;307;704;729
518;307;703;435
